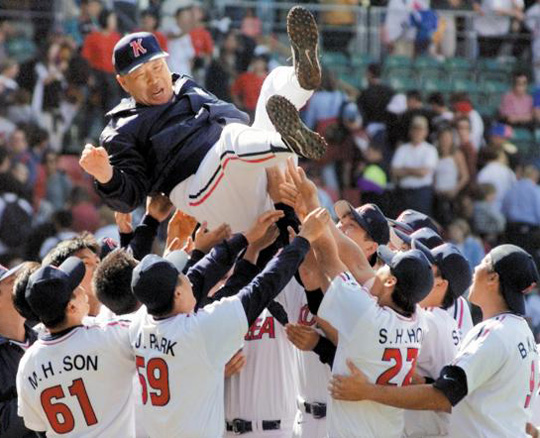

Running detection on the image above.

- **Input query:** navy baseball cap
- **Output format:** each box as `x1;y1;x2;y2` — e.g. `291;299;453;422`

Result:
377;246;434;303
132;251;189;314
26;257;85;324
334;201;390;245
113;32;168;76
413;240;472;299
389;209;438;234
395;227;444;250
490;245;539;315
0;263;24;283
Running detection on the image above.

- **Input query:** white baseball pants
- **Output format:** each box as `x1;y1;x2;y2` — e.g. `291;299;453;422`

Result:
169;67;313;232
292;410;327;438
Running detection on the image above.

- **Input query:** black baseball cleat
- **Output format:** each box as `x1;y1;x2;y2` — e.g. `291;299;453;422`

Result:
266;95;327;160
287;6;321;91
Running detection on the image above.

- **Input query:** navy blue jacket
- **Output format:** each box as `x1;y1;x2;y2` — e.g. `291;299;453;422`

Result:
0;325;37;438
96;74;249;213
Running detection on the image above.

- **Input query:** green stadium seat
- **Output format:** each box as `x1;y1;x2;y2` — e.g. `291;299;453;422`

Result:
422;78;452;94
414;56;443;70
511;129;534;156
446;69;476;81
481;81;509;95
322;52;350;67
388;76;416;92
340;73;365;90
475;104;496;118
385;55;412;69
351;54;375;69
445;57;473;71
452;79;478;94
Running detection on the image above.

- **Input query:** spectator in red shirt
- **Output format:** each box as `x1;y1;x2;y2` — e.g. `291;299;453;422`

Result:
499;72;534;126
139;9;168;51
189;3;214;58
81;9;122;131
230;55;268;119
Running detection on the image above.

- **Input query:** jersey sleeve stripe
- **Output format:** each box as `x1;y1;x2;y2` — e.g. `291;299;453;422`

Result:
458;299;464;329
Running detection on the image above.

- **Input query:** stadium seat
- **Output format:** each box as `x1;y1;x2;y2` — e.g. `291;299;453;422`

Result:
422;78;452;94
323;51;350;67
351;53;375;69
511;128;534;156
452;79;477;94
388;76;416;92
445;57;473;71
385;55;412;69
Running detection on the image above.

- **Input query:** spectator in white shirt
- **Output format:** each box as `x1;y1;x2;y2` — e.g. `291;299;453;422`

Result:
391;115;439;215
165;5;196;77
477;147;516;213
474;0;525;57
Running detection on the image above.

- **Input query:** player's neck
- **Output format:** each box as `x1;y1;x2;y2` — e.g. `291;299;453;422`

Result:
0;308;26;342
48;315;85;334
480;299;509;321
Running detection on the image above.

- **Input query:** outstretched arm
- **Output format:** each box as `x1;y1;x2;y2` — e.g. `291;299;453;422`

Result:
80;131;150;212
329;359;452;413
238;208;329;327
285;158;374;285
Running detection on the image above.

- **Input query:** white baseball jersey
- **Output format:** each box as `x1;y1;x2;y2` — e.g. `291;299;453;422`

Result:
446;296;474;340
449;313;539;438
404;307;460;437
225;279;304;436
16;321;135;438
318;272;427;438
293;295;331;438
129;296;248;438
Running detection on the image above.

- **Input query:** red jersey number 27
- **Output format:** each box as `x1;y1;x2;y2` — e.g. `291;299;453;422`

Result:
376;347;419;386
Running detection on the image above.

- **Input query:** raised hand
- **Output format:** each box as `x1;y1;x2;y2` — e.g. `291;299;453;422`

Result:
329;359;371;401
266;166;286;204
298;207;330;243
163;237;182;257
167;210;198;248
244;210;284;244
285;157;319;212
285;323;319;351
194;222;232;253
114;212;133;234
146;194;174;222
79;144;113;184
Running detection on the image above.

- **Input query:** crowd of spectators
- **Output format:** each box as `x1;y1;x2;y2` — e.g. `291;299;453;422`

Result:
0;0;539;302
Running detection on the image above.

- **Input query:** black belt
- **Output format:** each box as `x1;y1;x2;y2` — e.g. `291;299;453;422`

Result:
226;419;281;434
304;401;326;419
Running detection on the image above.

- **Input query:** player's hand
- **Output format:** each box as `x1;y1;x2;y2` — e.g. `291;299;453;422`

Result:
286;157;320;212
114;212;133;234
280;182;308;221
244;225;280;264
194;222;232;253
79;144;113;184
244;210;284;244
182;236;195;254
298;207;330;243
146;194;173;222
329;359;371;401
285;323;319;351
163;237;183;257
266;166;286;204
225;350;246;378
526;422;540;438
167;210;198;248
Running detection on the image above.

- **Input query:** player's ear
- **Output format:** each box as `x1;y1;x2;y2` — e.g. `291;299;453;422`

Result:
384;274;397;289
116;74;129;93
